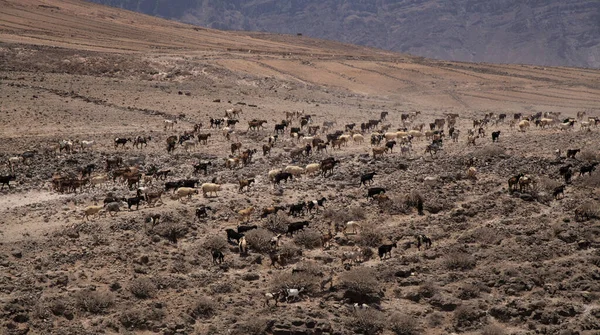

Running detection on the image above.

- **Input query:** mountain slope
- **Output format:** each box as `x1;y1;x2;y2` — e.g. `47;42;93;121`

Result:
88;0;600;68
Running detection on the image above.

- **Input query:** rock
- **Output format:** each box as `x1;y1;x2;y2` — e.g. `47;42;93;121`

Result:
557;230;578;244
11;250;22;258
520;193;534;202
242;273;260;281
429;294;459;311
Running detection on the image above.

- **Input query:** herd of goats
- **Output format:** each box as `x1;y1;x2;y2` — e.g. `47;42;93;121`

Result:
1;107;598;305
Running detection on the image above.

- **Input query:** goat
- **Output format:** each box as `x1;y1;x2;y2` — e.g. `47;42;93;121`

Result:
283;288;305;303
237;225;258;234
238;206;255;222
367;187;386;199
225;229;244;244
416;234;432;250
289;202;306;216
212;250;224;264
195;205;212;220
82;205;103;221
114;137;131;149
274;172;293;184
559;164;573;176
307;197;327;213
580;163;598;176
238;236;248;255
360;172;377;186
491;131;501;142
264;291;282;307
553;185;566;200
508;173;524;192
0;175;16;190
262;206;287;218
287;221;310;235
193;161;211;175
126;196;144;210
566;149;580;159
378;242;397;260
238;178;255;192
343;221;361;235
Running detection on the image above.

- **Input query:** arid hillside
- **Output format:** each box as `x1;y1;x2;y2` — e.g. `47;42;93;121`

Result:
89;0;600;68
1;1;600;335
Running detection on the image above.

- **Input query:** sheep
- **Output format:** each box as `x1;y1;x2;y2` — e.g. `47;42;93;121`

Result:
78;140;95;151
416;234;432;250
284;165;305;178
360;172;377;186
225;229;245;244
201;183;222;197
238;236;248;255
367;187;386;199
238;178;255;192
353;133;364;144
343;221;361;235
518;120;530;132
384;132;398;141
378;242;397;260
164;119;177;130
424;176;438;187
268;169;283;182
372;146;386;159
238;206;255;222
283;288;305;303
305;163;321;176
175;187;198;201
82;205;103;221
104;201;121;216
0;175;16;190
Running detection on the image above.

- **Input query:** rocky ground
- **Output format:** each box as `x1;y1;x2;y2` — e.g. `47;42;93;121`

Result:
1;1;600;335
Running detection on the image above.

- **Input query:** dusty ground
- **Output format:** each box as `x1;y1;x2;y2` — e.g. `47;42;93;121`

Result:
1;1;600;334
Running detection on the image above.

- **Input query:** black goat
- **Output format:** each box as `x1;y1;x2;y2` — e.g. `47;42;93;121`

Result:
564;169;573;184
178;179;199;188
289;202;306;216
195;206;212;220
378;242;397;260
237;225;258;234
225;229;245;243
274;172;293;184
367;187;386;199
566;149;580;159
164;181;181;193
287;221;310;236
80;164;96;178
126;196;144;210
0;175;16;190
361;172;377;186
559;164;572;176
212;250;224;264
193;161;211;175
491;131;501;142
580;163;598;176
275;124;286;133
553;185;566;200
385;140;396;153
416;234;432;250
114;137;131;148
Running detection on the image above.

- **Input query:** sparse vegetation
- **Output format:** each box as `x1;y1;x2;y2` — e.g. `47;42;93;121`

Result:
244;228;274;253
129;277;157;299
190;297;216;319
74;290;114;314
444;252;476;270
293;228;322;249
357;223;383;247
348;309;385;335
340;267;380;298
390;313;419;335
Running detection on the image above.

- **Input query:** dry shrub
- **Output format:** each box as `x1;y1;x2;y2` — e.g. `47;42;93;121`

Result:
537;176;561;193
579;149;598;162
190;297;216;319
119;307;165;330
264;212;289;234
472;227;502;245
324;206;365;224
129;277;157;299
575;201;600;222
390;313;419;335
418;281;438;299
235;318;270;335
244;229;274;253
586;171;600;188
34;297;72;319
153;221;189;243
74;290;114;314
202;235;228;252
481;324;507;335
357;223;383;247
211;281;236;294
457;283;480;300
453;305;484;330
270;272;320;295
444;252;476;270
474;145;506;158
340;267;380;296
279;243;302;261
348;309;385;335
293;228;322;249
293;261;324;276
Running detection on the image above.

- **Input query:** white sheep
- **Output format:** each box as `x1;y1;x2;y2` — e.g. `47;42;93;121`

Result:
90;174;108;188
201;183;222;197
384;132;398;141
182;139;198;152
408;130;423;140
353;134;364;144
175;187;198;201
105;202;121;216
284;165;305;177
518;120;530;132
80;140;95;151
343;221;361;235
301;136;315;146
305;163;321;176
82;205;103;221
338;134;351;145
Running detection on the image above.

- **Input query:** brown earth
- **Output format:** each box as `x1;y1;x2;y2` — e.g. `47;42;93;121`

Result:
1;1;600;334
